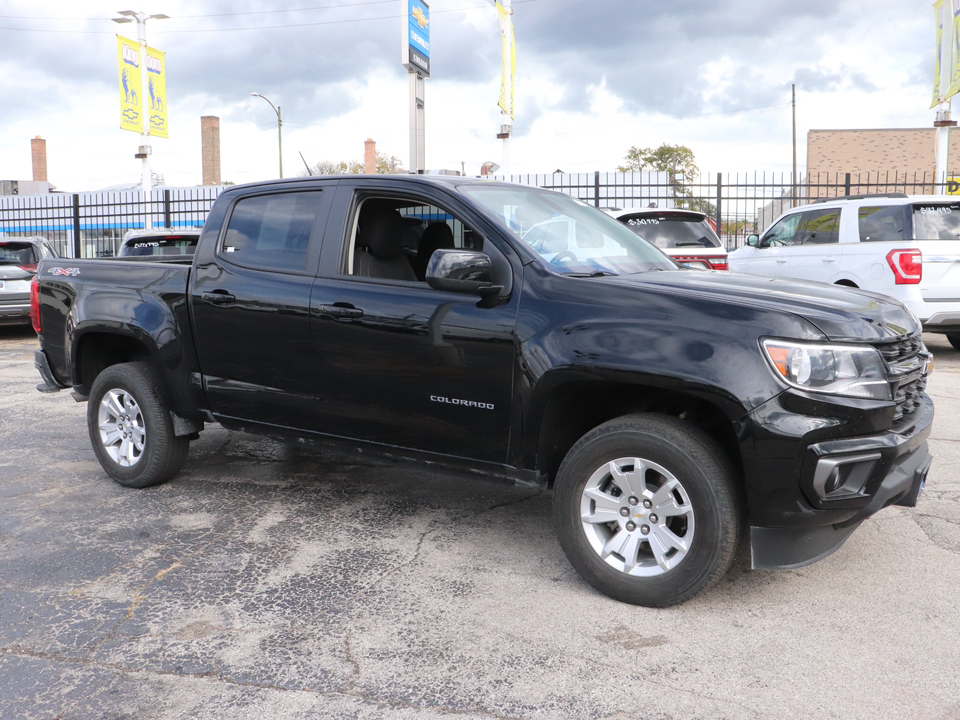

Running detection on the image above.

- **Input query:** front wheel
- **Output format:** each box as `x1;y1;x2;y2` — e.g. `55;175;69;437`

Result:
947;332;960;352
87;362;189;488
554;414;741;607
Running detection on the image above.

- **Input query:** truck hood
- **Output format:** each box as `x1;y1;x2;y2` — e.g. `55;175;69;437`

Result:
599;269;919;342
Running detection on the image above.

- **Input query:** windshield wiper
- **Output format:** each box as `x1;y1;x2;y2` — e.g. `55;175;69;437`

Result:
562;270;618;277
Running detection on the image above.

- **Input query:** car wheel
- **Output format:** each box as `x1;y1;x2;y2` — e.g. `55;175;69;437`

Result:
554;414;741;607
947;332;960;352
87;362;189;488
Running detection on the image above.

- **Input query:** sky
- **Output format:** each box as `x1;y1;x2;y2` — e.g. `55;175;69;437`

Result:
0;0;940;191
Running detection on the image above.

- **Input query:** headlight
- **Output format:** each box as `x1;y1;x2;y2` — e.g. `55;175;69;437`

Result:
761;339;891;400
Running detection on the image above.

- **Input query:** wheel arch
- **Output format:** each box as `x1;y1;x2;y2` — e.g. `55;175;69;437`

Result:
531;373;746;487
72;329;157;396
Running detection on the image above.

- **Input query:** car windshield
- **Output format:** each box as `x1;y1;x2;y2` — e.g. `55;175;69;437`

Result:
122;234;200;256
619;213;721;249
458;184;676;275
912;203;960;240
0;242;38;265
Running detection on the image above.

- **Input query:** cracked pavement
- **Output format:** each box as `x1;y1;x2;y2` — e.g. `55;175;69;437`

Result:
2;325;960;719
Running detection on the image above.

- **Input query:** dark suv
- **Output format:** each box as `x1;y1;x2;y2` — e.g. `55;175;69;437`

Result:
0;236;59;326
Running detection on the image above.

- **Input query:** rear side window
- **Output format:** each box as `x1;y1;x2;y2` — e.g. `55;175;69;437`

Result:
0;242;38;265
621;214;721;248
859;206;904;242
221;192;323;273
912;203;960;240
796;209;840;245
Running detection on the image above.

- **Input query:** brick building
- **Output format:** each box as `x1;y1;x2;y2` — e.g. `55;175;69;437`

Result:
806;128;960;188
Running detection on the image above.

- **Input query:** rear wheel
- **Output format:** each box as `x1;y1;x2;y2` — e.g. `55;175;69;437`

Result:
947;332;960;352
554;414;741;607
87;362;189;488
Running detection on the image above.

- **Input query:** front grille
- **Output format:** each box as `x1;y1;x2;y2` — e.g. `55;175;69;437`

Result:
877;336;924;364
873;334;929;427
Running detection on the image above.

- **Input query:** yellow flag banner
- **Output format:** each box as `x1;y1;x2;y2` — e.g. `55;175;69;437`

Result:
118;35;143;133
146;46;169;139
496;2;516;120
949;0;960;100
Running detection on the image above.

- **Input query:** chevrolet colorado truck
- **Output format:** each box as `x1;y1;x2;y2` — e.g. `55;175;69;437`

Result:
31;175;934;607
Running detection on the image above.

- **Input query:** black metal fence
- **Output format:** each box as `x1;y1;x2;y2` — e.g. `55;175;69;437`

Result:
0;172;952;257
0;186;222;258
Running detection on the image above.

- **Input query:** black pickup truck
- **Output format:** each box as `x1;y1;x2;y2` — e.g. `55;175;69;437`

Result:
31;176;934;607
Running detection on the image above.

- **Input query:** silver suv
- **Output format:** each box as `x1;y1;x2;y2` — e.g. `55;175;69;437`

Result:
729;194;960;349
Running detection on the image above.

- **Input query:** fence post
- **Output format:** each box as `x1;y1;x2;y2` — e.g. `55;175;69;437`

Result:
164;190;172;229
715;173;722;237
594;171;600;207
72;194;81;259
844;172;851;197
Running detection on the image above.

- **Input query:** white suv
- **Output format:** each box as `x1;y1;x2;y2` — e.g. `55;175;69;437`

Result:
729;194;960;348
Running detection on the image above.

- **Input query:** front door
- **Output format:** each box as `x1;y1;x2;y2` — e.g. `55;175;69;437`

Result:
309;184;520;464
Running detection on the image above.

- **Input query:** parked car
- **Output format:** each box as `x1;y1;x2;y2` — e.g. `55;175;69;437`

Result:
0;236;59;326
117;228;202;257
608;208;728;270
729;194;960;349
32;176;933;607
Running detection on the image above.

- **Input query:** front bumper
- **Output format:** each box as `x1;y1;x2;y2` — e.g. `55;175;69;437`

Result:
745;391;934;570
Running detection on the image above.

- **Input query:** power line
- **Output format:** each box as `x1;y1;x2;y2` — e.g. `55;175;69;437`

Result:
0;0;534;34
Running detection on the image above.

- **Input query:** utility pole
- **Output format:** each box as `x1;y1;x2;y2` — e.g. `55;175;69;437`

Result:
935;1;956;195
496;0;514;176
792;83;797;207
113;10;167;228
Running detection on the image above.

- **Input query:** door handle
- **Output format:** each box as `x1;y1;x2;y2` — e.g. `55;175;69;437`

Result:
318;303;363;319
775;259;788;264
201;291;236;304
822;257;836;263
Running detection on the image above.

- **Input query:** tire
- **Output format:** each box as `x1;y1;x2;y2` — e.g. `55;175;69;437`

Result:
947;333;960;352
553;414;741;607
86;362;189;488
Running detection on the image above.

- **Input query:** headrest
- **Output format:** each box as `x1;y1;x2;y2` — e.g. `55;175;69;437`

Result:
367;211;404;259
417;222;455;260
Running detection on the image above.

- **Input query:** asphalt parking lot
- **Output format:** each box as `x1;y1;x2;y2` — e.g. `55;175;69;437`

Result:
2;324;960;720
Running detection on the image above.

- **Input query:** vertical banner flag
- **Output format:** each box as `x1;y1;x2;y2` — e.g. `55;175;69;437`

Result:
146;46;169;138
496;2;516;119
950;0;960;99
118;36;143;133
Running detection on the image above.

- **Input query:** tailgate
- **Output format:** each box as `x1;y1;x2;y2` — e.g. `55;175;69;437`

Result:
919;240;960;301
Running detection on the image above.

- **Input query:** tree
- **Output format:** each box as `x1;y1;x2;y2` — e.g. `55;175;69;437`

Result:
617;144;699;180
301;151;405;177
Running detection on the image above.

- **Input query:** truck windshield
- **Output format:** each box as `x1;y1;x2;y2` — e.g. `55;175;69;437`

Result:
458;184;676;275
912;203;960;240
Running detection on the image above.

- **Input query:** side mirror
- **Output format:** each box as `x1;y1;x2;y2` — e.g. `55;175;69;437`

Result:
426;249;502;295
746;234;760;247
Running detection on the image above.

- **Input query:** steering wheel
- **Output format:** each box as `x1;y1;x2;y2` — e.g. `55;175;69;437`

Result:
550;251;578;264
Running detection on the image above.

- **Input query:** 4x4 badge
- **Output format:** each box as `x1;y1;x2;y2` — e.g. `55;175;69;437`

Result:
48;267;80;276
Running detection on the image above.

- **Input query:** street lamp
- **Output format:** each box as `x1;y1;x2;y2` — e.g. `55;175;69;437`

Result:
113;10;168;228
251;93;283;179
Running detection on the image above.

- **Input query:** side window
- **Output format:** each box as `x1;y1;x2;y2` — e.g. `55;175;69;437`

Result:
221;192;323;273
859;205;904;242
761;213;802;247
796;209;840;245
348;196;484;282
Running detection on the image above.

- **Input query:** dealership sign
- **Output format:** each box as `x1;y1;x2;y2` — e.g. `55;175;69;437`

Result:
401;0;430;77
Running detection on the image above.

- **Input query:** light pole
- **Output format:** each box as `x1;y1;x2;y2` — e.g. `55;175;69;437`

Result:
251;93;283;179
113;10;168;227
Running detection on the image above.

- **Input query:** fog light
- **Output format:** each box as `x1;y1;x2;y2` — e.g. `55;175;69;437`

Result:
813;453;882;500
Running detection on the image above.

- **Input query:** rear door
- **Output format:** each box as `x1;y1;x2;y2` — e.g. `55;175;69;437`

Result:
190;182;335;429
